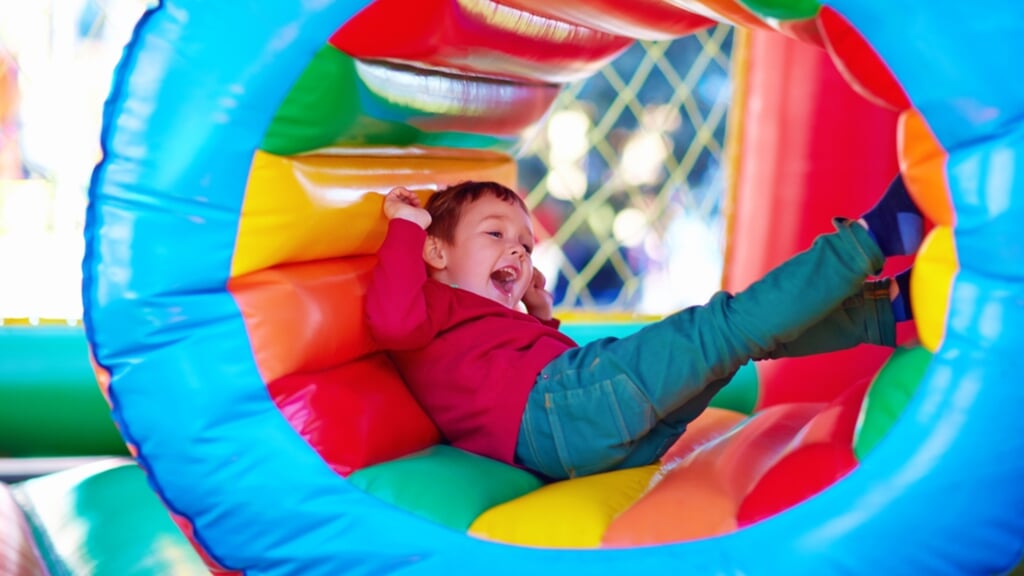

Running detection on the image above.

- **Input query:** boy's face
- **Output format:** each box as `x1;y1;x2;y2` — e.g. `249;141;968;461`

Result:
427;194;536;309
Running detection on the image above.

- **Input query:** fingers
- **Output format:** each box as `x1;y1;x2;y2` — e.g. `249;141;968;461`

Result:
388;186;421;207
383;187;431;228
522;271;554;320
532;268;546;290
524;270;551;304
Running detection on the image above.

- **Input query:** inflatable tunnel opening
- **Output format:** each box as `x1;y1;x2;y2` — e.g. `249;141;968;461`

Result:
68;0;1024;574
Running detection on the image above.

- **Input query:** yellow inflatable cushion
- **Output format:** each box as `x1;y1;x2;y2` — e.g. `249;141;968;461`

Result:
468;464;658;549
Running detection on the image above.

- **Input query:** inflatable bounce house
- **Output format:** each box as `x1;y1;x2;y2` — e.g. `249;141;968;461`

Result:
3;0;1024;574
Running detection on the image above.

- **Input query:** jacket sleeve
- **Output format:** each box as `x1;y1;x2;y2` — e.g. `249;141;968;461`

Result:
540;317;561;330
365;219;450;350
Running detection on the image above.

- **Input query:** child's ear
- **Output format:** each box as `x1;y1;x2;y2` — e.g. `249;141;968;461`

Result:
423;236;447;270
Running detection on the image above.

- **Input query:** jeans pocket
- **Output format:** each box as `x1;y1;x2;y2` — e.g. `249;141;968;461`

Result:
603;373;657;445
544;374;656;477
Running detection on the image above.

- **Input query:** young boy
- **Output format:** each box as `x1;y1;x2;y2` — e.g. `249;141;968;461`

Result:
365;178;920;480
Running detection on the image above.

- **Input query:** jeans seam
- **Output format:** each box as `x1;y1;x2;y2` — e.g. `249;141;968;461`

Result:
544;392;576;478
604;378;636;448
862;279;895;346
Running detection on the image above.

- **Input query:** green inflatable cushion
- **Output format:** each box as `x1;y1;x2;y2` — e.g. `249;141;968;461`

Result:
348;445;544;532
854;345;932;460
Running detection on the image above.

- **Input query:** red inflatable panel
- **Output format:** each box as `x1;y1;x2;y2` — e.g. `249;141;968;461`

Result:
494;0;715;41
791;376;872;448
736;443;857;528
774;16;825;48
819;7;910;111
268;355;441;476
331;0;633;84
735;379;867;527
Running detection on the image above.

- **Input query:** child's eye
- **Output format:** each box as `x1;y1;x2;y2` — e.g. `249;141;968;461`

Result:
487;231;502;239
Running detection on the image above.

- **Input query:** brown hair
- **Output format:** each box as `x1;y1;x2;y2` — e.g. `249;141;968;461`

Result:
425;181;529;243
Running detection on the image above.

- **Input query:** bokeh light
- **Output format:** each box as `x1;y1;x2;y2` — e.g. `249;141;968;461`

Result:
0;3;733;321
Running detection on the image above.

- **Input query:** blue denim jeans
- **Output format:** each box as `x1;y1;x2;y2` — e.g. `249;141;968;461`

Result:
515;219;895;480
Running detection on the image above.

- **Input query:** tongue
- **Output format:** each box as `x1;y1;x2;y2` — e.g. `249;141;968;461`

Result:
491;270;515;295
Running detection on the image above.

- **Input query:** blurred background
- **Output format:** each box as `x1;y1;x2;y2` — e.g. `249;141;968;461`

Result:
0;0;733;323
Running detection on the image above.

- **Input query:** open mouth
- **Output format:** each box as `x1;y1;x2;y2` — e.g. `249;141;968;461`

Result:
490;266;519;298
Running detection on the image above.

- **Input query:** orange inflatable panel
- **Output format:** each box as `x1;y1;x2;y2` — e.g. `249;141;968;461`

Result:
694;0;775;30
330;0;632;83
661;407;747;465
229;257;379;381
899;109;953;226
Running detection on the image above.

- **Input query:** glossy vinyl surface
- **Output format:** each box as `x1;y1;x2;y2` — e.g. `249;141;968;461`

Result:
81;0;1024;573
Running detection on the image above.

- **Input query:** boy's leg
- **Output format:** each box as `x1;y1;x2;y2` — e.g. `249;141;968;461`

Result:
762;266;911;359
612;277;899;471
759;278;895;359
611;218;886;414
516;218;887;479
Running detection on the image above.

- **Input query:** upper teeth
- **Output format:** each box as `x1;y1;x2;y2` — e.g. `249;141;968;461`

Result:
493;267;516;282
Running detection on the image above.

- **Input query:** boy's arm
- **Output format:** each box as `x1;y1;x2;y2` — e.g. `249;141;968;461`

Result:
540;317;561;330
365;218;448;350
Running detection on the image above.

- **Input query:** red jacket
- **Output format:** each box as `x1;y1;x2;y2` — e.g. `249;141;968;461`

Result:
365;218;577;465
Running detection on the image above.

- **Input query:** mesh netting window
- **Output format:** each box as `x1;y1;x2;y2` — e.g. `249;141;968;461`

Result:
519;27;734;315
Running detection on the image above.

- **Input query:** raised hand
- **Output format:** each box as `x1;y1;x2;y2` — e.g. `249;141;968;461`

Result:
383;187;432;229
522;268;554;321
